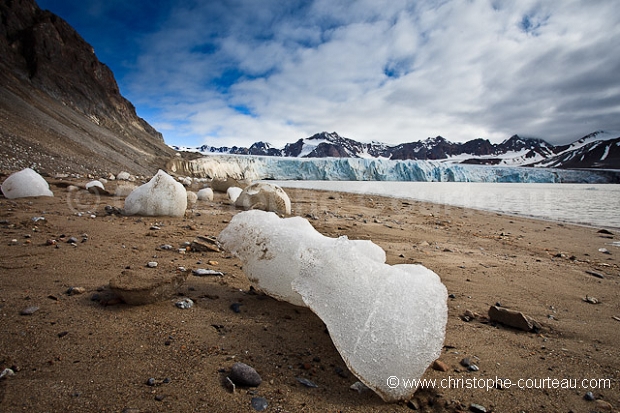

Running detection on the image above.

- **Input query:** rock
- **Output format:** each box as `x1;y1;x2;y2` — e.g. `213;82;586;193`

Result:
228;362;262;387
469;403;487;413
488;305;537;332
117;171;132;181
583;296;599;304
234;182;292;215
468;364;479;371
598;248;611;254
190;236;220;252
296;377;318;388
1;168;53;199
584;391;595;401
66;286;86;295
250;397;268;412
0;368;15;380
147;261;158;268
432;360;449;372
175;298;193;309
460;358;472;368
124;170;187;217
211;177;249;193
595;399;613;411
230;303;242;313
197;188;214;201
586;270;605;279
350;381;370;393
597;229;614;235
109;269;188;305
20;306;39;315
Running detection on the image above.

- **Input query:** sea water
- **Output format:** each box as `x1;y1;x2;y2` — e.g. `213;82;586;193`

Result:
271;181;620;229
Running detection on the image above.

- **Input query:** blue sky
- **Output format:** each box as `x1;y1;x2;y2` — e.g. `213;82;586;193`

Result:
37;0;620;148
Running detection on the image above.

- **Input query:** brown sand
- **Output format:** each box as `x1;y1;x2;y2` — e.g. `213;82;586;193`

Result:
0;181;619;412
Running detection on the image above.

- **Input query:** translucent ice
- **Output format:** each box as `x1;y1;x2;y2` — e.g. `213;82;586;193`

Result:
294;240;447;402
124;170;187;217
218;210;385;307
1;168;53;199
218;210;447;402
234;182;292;215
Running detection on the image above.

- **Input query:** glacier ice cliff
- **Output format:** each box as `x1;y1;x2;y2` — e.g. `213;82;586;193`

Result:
168;155;619;183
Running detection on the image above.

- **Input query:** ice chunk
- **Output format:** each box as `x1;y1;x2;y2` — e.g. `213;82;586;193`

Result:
197;187;214;201
218;210;447;402
218;210;386;308
1;168;53;199
187;191;198;206
85;180;105;191
227;186;243;203
234;182;292;215
124;170;187;217
294;242;447;402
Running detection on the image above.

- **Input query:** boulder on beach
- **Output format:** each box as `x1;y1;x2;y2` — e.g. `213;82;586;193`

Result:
109;269;188;305
234;182;291;215
123;170;187;217
1;168;54;199
211;176;249;193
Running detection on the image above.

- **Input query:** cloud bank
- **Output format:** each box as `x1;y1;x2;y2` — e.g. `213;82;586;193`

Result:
39;0;620;147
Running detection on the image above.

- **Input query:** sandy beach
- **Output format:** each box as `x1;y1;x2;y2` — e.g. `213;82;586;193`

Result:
1;179;619;412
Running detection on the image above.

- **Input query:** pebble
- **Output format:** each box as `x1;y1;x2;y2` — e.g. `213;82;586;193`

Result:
20;306;39;315
349;381;370;393
159;244;173;250
66;286;86;295
67;236;78;244
468;364;480;372
598;248;611;254
230;303;242;313
229;363;262;387
460;358;472;368
586;270;605;279
432;360;449;372
147;261;158;268
175;298;194;309
583;296;599;304
584;391;595;401
250;397;268;412
0;368;15;379
296;377;318;388
469;403;487;413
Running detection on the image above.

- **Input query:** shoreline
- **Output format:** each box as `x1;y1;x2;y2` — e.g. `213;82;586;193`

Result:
0;181;618;412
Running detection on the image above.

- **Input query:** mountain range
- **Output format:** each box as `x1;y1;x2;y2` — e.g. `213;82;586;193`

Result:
0;0;618;176
173;130;620;170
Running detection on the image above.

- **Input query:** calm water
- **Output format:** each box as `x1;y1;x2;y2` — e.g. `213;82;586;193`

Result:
272;181;620;229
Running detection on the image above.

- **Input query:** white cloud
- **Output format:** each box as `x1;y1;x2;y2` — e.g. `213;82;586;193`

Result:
124;0;620;148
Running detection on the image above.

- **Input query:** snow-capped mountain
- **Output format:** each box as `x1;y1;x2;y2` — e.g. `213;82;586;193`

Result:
171;130;620;170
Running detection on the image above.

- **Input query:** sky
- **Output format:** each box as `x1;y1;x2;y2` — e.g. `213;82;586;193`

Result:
37;0;620;148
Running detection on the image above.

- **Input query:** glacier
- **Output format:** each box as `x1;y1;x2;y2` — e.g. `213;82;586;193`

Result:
168;154;619;183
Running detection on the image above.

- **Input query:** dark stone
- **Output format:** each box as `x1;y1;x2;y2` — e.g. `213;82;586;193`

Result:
488;305;537;332
469;403;487;413
250;397;268;411
229;362;262;387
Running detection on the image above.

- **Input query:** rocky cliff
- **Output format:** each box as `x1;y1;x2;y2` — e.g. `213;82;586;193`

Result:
0;0;175;176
